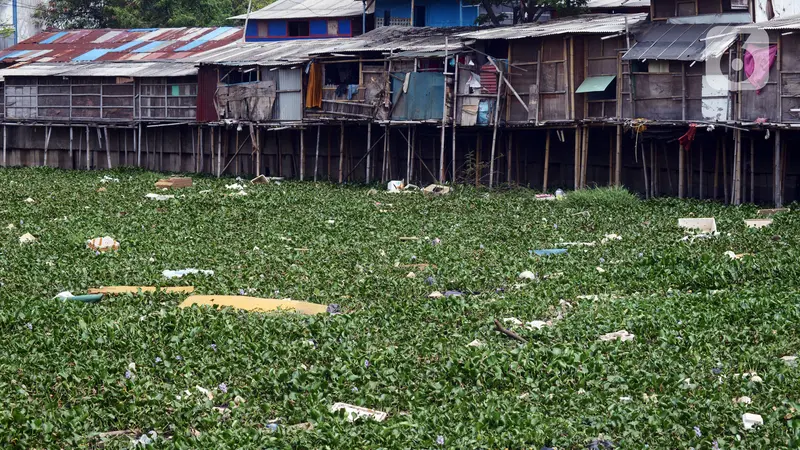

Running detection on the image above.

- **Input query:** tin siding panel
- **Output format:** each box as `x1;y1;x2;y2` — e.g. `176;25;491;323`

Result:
278;68;302;121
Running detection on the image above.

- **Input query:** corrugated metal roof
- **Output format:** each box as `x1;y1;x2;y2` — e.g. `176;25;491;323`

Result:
622;23;738;62
586;0;649;8
189;38;347;66
744;13;800;30
0;61;199;78
308;26;472;54
458;13;649;40
229;0;365;20
0;27;242;65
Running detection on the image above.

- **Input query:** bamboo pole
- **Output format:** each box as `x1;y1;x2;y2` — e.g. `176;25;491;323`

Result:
615;125;622;187
475;134;482;186
489;72;504;188
775;129;782;207
580;126;589;188
543;129;551;192
43;126;51;167
678;144;685;199
750;138;755;204
316;125;322;182
85;125;91;170
713;138;720;199
699;145;704;200
406;125;412;182
69;127;74;168
105;127;112;169
299;128;305;181
507;132;513;184
339;123;345;183
641;139;649;199
364;124;371;183
723;137;729;204
574;127;581;189
733;129;742;205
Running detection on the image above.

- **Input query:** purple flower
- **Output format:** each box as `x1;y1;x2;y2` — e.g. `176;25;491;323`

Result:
411;255;417;261
599;258;606;263
210;343;217;352
638;252;644;258
712;440;719;450
479;244;485;250
364;359;370;368
218;383;228;393
95;251;101;256
694;426;701;437
175;355;182;361
351;386;359;393
20;220;23;225
155;357;162;363
431;238;441;246
238;289;245;295
712;367;721;375
554;224;558;229
25;322;32;330
436;435;445;446
125;370;133;379
274;290;280;295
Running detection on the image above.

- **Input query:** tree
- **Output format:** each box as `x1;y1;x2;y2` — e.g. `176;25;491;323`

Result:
468;0;588;26
34;0;275;30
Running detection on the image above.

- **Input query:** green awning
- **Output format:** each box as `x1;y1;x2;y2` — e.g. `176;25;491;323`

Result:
575;75;616;94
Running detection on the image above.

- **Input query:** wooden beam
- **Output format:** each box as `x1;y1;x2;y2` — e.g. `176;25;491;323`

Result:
85;125;91;170
580;126;589;188
608;131;613;186
507;132;513;184
489;73;504;188
105;127;112;169
543;130;551;192
699;144;704;200
299;128;304;181
678;143;685;199
406;125;412;183
733;129;742;205
713;138;720;200
475;134;482;186
750;137;755;204
43;125;51;167
723;137;729;204
2;125;6;168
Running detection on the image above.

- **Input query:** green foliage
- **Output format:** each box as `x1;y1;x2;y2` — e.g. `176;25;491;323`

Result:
1;168;800;448
34;0;275;29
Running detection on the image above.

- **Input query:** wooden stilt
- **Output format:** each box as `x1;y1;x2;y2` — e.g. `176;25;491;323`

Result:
451;119;457;183
733;129;742;205
750;138;755;203
338;123;345;183
775;129;782;207
410;126;415;181
381;126;388;183
678;143;685;199
608;131;613;186
615;125;622;187
475;134;482;186
86;125;91;170
580;126;589;188
723;137;729;204
488;73;503;188
641;139;649;200
781;137;787;206
650;142;655;197
507;132;513;184
214;128;221;177
316;125;322;182
713;138;720;200
327;128;332;181
2;125;6;167
43;126;51;167
543;130;551;192
406;125;412;183
299;128;305;181
69;127;74;168
124;128;129;167
699;144;704;200
105;127;112;169
574;127;581;189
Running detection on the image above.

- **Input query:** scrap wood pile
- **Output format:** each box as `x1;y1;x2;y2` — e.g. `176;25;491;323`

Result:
1;168;798;448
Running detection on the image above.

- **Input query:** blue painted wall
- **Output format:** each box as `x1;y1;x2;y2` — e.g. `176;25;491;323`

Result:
245;18;356;41
375;0;478;27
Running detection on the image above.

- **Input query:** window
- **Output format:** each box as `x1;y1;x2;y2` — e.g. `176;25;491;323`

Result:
324;62;359;86
288;21;310;37
648;61;670;73
730;0;747;9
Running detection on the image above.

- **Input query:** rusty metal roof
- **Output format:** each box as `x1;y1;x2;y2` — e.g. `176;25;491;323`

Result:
622;22;739;61
458;13;648;40
230;0;366;20
0;61;199;79
0;27;242;65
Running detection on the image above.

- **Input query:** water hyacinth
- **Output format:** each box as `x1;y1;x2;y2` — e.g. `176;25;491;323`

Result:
364;359;370;368
25;322;32;330
210;343;217;352
155;357;162;363
436;435;445;446
693;426;701;437
218;383;228;393
125;370;133;380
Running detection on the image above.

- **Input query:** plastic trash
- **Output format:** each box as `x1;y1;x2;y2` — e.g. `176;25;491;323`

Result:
599;330;635;342
745;219;772;229
24;197;35;204
422;184;452;196
518;271;536;280
742;413;763;430
18;233;36;244
533;249;567;256
100;175;119;183
145;193;174;201
226;183;245;191
162;269;214;279
54;291;103;303
87;236;120;252
678;218;717;234
387;180;404;192
467;339;485;348
555;189;566;199
330;403;388;422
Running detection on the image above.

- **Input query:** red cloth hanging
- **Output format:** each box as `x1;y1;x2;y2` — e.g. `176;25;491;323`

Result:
679;123;698;151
